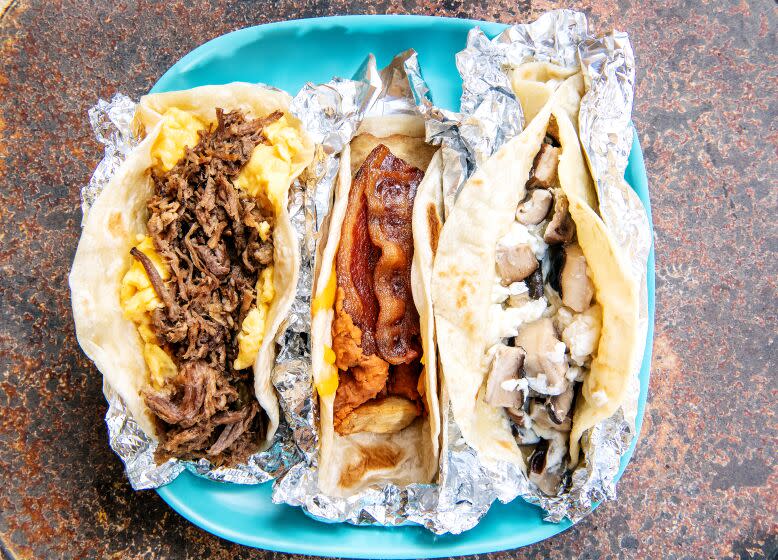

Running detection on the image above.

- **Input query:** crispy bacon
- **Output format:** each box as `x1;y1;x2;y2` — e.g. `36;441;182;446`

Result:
335;154;382;357
365;145;423;364
331;144;425;433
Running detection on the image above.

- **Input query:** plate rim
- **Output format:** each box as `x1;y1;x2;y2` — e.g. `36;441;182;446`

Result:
150;14;655;557
150;14;511;95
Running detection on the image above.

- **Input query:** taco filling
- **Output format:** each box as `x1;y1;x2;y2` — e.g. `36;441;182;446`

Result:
330;144;426;436
119;108;299;465
484;118;601;495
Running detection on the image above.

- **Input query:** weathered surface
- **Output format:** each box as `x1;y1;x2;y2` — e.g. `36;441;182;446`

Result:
0;1;775;558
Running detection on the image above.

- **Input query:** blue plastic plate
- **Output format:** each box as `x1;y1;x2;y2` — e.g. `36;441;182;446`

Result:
151;15;655;557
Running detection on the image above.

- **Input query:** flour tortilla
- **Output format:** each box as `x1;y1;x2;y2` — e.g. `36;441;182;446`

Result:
311;115;442;496
69;83;314;450
431;74;640;471
510;61;578;126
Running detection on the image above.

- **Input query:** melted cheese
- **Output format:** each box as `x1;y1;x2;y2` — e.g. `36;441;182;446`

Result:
316;345;339;397
323;345;336;365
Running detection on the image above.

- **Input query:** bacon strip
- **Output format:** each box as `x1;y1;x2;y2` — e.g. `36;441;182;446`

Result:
335;150;382;358
331;144;425;432
365;145;423;364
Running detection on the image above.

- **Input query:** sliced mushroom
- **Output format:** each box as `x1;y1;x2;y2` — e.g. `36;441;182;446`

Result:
546;384;575;425
528;432;568;495
506;406;528;426
506;406;524;425
515;318;568;396
526;143;560;190
508;405;542;445
547;244;565;294
516;189;553;225
485;345;526;408
545;117;561;146
525;267;544;299
532;466;564;495
543;191;575;244
529;438;550;474
496;243;538;284
560;243;594;312
530;398;571;433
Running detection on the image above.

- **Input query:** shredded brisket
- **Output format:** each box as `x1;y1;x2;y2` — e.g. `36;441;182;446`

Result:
141;108;281;466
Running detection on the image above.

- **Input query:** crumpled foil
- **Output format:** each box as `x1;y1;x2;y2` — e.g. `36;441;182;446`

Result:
84;93;307;489
83;95;138;220
436;9;651;523
270;75;377;470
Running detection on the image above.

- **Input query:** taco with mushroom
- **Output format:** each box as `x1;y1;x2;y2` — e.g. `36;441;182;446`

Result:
70;84;314;466
310;115;443;496
431;71;641;495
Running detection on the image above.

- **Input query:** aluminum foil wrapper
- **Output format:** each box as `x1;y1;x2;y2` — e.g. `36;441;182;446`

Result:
83;95;138;220
83;92;306;489
446;9;652;523
431;9;589;216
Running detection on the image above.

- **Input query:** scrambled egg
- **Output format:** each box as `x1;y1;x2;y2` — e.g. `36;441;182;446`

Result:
234;266;275;370
150;108;205;171
125;107;304;385
234;115;305;208
119;236;177;389
312;269;339;397
316;345;339;398
311;266;336;315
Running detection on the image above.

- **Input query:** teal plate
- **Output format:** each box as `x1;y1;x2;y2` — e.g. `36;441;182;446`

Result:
151;15;655;557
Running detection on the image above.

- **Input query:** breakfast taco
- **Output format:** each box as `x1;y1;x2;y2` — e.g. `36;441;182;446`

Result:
310;115;443;496
431;72;641;494
70;83;314;466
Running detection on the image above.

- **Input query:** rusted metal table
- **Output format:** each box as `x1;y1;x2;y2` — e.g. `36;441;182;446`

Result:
1;1;775;558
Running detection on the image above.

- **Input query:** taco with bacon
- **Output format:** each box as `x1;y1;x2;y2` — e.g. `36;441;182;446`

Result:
310;115;443;495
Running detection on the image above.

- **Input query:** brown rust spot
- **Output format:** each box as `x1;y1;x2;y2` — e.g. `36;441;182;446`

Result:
0;114;5;176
